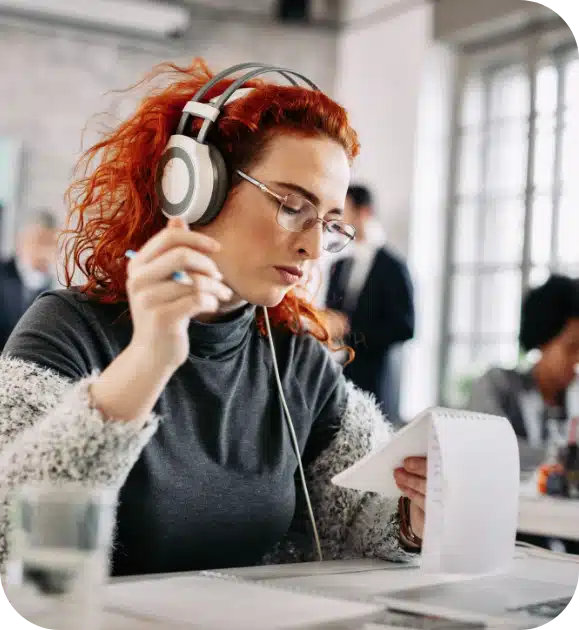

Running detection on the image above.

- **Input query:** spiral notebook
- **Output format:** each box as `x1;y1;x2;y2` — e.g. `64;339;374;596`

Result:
105;571;384;629
332;407;520;577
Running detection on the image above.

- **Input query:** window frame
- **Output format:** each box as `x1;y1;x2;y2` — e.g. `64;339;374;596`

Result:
438;25;578;407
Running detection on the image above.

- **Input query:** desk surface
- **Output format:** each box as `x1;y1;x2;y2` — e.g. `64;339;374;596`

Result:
7;555;577;629
518;493;579;541
100;553;579;630
7;493;579;628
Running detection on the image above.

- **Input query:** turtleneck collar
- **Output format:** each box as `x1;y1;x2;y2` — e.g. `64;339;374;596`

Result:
187;303;257;361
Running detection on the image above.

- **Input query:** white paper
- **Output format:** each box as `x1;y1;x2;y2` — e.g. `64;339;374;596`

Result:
426;409;520;575
105;573;383;630
331;408;431;496
332;407;521;576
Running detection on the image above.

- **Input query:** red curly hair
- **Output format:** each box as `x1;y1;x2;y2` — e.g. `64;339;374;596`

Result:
63;58;359;350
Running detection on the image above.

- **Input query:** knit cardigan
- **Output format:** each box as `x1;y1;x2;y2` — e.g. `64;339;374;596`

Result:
0;356;413;572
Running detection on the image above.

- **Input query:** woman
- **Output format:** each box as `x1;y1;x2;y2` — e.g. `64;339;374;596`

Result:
469;274;579;463
0;59;426;577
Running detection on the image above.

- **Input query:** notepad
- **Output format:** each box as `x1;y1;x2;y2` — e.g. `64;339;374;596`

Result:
105;572;384;629
332;408;520;576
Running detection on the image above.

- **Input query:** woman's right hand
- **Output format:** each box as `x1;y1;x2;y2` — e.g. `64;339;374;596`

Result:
126;217;233;371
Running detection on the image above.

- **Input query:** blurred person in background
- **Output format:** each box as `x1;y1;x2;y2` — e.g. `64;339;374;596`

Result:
325;185;415;422
0;210;59;351
468;274;579;468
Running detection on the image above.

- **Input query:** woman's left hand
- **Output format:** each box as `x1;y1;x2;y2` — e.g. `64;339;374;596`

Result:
394;456;427;539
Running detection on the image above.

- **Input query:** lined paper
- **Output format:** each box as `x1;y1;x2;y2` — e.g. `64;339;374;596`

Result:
332;408;520;576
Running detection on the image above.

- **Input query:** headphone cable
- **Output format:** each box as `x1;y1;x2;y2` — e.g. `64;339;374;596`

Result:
262;306;324;562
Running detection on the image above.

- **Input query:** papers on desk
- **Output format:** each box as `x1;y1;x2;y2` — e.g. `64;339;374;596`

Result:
105;572;383;629
332;408;521;576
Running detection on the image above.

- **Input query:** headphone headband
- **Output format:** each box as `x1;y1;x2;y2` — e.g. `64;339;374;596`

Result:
192;62;303;102
176;63;319;141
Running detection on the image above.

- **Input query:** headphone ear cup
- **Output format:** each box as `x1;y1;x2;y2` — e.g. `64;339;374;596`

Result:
157;135;217;224
193;144;229;226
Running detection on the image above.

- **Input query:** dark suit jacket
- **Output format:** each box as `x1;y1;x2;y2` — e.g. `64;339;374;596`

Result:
326;246;415;419
0;259;50;351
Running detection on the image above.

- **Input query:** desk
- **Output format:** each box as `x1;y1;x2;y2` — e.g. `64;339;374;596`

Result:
518;493;579;541
101;554;579;629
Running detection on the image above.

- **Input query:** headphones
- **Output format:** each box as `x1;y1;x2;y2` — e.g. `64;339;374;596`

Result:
155;62;319;226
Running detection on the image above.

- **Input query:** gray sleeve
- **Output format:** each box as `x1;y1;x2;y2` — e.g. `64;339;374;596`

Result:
467;371;509;418
0;356;160;573
307;381;414;563
3;293;104;380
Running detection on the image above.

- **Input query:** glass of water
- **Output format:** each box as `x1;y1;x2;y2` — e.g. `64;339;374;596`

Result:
3;483;117;630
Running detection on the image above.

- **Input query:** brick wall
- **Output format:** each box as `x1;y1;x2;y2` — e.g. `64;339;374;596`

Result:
0;17;337;245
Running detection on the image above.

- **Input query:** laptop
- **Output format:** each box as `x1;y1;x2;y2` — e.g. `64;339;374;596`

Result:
373;574;576;628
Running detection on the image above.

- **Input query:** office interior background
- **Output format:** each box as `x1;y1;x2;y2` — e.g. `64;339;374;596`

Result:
0;0;576;422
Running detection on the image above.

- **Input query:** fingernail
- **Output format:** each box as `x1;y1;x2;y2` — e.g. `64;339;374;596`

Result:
169;217;187;229
405;459;416;472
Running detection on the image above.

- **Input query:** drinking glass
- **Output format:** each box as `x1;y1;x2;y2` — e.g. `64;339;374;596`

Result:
3;483;117;630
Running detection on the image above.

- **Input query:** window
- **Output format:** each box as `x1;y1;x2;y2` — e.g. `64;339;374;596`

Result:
441;37;579;407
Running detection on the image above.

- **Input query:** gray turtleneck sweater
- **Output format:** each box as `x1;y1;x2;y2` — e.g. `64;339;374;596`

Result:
0;289;411;577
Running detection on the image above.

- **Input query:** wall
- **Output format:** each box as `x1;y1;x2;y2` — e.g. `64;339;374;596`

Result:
400;43;457;419
0;14;338;250
335;0;433;257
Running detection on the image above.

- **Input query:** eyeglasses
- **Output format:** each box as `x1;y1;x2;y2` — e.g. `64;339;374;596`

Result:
236;170;356;253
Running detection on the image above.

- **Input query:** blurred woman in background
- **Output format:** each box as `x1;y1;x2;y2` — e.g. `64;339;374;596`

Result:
469;274;579;464
0;59;427;577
